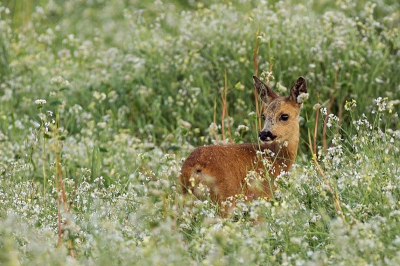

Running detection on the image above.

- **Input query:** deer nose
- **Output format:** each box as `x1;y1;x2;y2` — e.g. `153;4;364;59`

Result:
259;131;277;142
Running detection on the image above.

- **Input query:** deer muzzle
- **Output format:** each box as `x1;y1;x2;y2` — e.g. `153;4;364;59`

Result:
259;131;277;142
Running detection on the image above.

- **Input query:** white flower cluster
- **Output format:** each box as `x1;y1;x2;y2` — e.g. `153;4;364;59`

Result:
50;76;70;87
35;99;47;105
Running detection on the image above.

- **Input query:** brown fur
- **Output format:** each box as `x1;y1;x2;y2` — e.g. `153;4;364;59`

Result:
178;75;307;211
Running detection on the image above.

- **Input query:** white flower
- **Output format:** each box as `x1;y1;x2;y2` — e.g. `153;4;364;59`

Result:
0;130;8;141
178;119;192;129
93;91;107;102
237;125;249;131
297;93;309;103
35;99;47;105
50;76;70;87
276;82;287;93
313;103;321;110
283;141;288;147
248;111;256;117
97;122;107;129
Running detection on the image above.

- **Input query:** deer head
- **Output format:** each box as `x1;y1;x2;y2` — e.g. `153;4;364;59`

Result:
253;76;307;146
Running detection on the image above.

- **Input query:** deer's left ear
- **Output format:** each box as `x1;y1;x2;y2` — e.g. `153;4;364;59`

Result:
288;77;307;104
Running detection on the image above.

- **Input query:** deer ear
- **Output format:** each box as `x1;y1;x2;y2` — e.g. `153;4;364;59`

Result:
252;75;279;104
288;77;307;104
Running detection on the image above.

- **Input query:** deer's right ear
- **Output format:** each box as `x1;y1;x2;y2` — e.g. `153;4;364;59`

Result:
288;77;307;104
252;75;279;104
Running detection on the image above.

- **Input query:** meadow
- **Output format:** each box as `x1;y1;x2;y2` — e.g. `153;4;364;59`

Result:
0;0;399;264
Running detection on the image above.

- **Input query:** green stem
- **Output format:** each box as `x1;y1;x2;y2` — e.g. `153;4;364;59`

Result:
42;135;46;194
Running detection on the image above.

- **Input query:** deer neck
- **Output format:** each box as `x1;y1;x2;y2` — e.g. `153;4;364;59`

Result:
260;136;299;163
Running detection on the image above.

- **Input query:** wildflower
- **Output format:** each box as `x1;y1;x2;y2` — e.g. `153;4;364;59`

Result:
375;97;388;112
0;130;8;141
327;113;339;128
298;116;305;126
290;237;302;245
108;91;119;103
58;49;71;59
276;82;287;93
50;76;70;87
163;154;175;160
297;93;309;103
387;100;399;114
313;103;321;110
97;122;107;129
208;122;217;131
388;99;400;106
311;236;319;241
261;71;275;83
178;119;192;129
235;82;244;91
344;99;357;111
35;99;47;105
248;111;256;117
283;141;288;147
38;113;46;121
237;125;249;132
93;91;107;102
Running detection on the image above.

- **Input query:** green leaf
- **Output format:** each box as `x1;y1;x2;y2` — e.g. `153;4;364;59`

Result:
166;145;180;151
99;147;108;152
50;100;62;106
91;145;101;180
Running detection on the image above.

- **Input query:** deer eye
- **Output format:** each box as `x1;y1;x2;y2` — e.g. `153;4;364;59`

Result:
280;114;289;121
261;114;266;121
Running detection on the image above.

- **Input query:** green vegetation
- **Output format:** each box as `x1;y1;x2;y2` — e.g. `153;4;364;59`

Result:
0;0;399;264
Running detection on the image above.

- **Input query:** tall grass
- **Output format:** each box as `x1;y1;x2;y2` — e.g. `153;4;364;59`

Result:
0;0;399;265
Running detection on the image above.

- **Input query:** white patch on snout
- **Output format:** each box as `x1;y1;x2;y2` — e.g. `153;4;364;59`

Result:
259;132;275;143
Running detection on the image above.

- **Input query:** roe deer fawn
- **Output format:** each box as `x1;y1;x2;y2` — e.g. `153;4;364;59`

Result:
179;75;307;211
